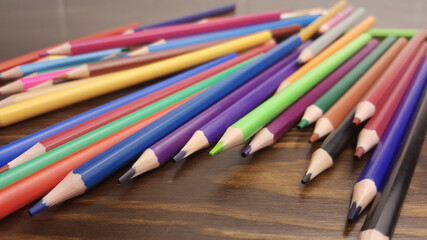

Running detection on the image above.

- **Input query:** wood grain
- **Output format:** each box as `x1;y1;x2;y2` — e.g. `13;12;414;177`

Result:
0;0;426;239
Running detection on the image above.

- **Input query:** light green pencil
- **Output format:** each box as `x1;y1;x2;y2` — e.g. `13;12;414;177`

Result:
210;33;372;156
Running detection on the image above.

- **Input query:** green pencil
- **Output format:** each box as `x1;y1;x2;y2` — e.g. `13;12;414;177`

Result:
0;57;257;189
366;28;419;38
298;35;397;129
210;33;372;156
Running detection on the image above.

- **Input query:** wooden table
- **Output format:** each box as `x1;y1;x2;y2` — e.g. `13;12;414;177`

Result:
1;0;426;239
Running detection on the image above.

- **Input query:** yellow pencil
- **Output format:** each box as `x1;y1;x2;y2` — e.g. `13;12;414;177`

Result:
276;16;376;92
0;31;272;126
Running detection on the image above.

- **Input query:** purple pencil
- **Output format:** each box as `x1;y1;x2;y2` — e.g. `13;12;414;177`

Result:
131;41;311;169
172;42;310;162
242;39;378;156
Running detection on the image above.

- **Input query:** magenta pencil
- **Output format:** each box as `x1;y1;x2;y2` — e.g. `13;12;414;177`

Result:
319;6;354;34
242;39;377;156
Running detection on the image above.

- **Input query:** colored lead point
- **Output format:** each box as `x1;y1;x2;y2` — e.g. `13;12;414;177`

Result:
354;146;365;159
173;151;187;162
241;145;252;157
28;201;48;216
209;141;224;156
309;133;320;143
118;168;136;184
301;173;312;184
352;117;361;126
297;119;309;129
347;202;362;223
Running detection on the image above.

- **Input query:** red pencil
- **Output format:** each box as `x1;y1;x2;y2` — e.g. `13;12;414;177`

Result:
0;44;274;173
355;43;427;158
0;91;197;220
0;23;139;74
42;12;283;55
353;30;427;125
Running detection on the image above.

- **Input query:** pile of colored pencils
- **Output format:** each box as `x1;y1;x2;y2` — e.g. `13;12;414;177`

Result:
0;2;426;238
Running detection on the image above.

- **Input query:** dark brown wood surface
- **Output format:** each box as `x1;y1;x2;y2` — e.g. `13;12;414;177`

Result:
0;1;426;239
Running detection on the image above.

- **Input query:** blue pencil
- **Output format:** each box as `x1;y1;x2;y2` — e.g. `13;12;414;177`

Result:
132;4;236;32
126;15;319;57
0;48;124;79
347;57;427;222
29;33;305;215
0;54;233;168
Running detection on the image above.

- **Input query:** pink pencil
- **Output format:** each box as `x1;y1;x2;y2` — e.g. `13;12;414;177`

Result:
0;68;75;95
318;6;354;34
41;11;286;55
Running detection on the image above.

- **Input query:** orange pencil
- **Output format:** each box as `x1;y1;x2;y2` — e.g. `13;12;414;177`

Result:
0;91;198;219
275;16;375;92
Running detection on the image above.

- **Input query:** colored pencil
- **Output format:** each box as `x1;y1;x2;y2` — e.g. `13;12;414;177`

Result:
0;49;241;168
353;30;426;125
0;68;75;95
30;25;315;213
0;31;273;127
318;6;354;34
312;37;406;142
298;38;380;129
209;34;371;156
129;4;236;33
2;46;272;173
57;26;297;80
0;48;125;80
302;109;364;184
243;40;378;157
359;60;427;239
173;41;310;162
355;43;427;158
347;57;427;222
125;17;312;57
365;28;419;38
42;11;288;55
130;42;303;177
0;23;139;73
0;91;195;219
276;16;375;92
0;56;256;189
298;7;365;63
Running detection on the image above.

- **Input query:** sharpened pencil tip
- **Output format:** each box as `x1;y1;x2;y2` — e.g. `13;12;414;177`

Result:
38;52;49;57
354;147;365;159
0;165;9;174
28;201;48;216
301;173;312;184
309;133;319;143
173;151;187;162
209;141;224;156
347;202;362;223
297;119;309;129
118;168;136;184
241;146;251;157
352;117;361;126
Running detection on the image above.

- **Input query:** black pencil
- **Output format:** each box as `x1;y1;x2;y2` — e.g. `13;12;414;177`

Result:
359;86;427;239
302;109;365;184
